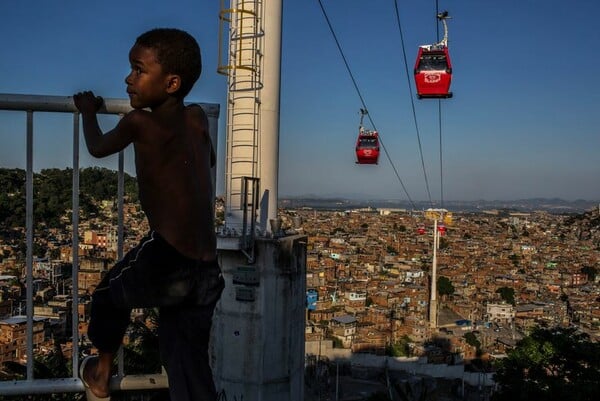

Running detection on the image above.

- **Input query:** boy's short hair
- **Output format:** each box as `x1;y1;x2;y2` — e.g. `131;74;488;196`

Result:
135;28;201;98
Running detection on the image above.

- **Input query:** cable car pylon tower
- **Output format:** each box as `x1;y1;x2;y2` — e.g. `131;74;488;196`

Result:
424;208;452;329
213;2;305;401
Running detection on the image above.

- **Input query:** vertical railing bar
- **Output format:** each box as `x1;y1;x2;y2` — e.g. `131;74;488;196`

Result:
71;112;80;377
117;143;125;377
25;110;34;380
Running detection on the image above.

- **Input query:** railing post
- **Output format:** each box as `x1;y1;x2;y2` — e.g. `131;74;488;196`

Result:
72;112;80;377
25;110;34;380
117;144;125;377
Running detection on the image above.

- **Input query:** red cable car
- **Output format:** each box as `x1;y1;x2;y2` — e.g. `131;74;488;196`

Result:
355;128;380;164
417;226;426;235
414;46;452;98
437;223;447;236
355;109;380;165
414;11;453;99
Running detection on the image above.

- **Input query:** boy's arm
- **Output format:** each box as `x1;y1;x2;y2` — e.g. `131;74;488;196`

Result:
74;91;138;158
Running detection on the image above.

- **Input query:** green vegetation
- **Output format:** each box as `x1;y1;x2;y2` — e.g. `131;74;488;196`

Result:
0;344;74;400
0;167;138;228
463;332;480;350
123;309;162;374
492;327;600;401
496;286;515;305
437;276;455;297
386;335;412;357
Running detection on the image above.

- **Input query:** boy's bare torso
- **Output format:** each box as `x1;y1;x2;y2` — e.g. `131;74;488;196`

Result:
133;105;216;261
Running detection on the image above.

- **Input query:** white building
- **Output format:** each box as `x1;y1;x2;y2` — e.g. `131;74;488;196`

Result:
486;303;515;325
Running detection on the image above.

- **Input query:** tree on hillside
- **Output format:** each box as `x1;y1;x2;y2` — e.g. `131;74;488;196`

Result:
386;335;412;357
0;168;26;227
492;327;600;401
496;287;515;305
0;345;75;401
464;332;481;350
438;276;455;297
0;167;138;229
123;309;162;374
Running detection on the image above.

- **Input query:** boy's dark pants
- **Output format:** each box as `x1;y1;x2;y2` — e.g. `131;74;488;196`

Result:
88;231;225;401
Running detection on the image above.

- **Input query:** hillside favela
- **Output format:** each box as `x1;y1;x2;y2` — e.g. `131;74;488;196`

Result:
0;168;598;401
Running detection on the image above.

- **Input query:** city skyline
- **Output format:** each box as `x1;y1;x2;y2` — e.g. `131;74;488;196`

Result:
0;1;598;202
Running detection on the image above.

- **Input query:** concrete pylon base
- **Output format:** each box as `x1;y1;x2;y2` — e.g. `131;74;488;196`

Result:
211;234;307;401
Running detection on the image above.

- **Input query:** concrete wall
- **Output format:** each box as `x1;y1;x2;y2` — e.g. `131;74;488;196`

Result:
306;340;495;387
212;235;307;401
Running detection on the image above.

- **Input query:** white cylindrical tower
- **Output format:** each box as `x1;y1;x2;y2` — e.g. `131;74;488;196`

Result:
219;0;281;239
257;0;282;233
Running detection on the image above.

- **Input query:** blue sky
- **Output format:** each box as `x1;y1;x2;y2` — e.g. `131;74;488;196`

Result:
0;0;598;202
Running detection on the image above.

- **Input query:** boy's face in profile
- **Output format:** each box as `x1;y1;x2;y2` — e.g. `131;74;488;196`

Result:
125;44;179;109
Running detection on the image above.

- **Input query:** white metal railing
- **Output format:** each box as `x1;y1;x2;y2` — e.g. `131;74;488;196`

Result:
0;93;219;396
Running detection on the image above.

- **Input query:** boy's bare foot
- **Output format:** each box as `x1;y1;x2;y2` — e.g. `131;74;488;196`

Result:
81;356;111;399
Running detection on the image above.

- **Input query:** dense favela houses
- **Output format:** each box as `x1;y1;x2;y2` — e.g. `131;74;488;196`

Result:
0;188;149;367
283;203;599;398
0;186;598;398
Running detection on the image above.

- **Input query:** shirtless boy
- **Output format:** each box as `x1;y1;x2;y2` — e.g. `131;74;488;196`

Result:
74;28;224;401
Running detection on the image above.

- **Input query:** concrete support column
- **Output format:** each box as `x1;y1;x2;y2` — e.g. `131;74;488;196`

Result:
212;235;306;401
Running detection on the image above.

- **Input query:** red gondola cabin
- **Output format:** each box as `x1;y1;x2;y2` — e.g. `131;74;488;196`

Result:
414;46;453;99
355;128;380;164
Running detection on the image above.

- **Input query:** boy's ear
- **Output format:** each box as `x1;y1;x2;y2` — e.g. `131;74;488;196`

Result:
165;75;182;94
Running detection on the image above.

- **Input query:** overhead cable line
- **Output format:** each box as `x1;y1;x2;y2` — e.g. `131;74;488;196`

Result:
393;0;433;207
316;0;416;210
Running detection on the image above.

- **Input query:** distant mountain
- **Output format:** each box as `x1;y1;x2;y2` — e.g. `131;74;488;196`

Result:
279;196;599;214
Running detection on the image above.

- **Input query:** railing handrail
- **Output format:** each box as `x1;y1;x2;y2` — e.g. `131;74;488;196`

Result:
0;93;220;117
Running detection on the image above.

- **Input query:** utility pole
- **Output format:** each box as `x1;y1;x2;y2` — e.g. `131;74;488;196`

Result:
425;208;450;329
431;217;439;329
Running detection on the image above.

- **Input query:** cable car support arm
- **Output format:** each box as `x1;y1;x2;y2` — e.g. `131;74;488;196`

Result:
435;11;450;48
421;11;450;50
